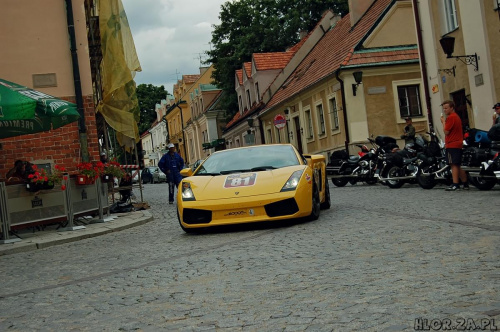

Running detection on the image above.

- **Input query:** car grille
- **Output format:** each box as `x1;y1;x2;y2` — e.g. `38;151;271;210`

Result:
183;208;212;224
264;198;299;217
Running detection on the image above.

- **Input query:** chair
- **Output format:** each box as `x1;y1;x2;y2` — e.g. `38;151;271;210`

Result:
118;174;133;203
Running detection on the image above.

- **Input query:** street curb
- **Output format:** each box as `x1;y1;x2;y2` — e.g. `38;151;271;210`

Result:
0;210;154;256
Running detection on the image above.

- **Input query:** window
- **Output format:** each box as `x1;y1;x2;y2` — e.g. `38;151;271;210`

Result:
397;85;422;118
267;128;272;143
316;104;325;135
329;97;339;130
255;83;260;102
443;0;458;33
305;109;313;138
246;90;251;109
238;95;243;112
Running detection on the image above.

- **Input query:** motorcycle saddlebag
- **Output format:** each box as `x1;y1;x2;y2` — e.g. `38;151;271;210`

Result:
385;152;404;167
462;147;488;167
488;124;500;141
329;150;348;165
375;135;397;148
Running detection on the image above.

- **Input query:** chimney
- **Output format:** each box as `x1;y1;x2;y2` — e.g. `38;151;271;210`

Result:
348;0;376;27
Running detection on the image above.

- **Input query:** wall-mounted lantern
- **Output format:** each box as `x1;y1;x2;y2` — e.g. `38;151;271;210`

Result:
439;36;479;71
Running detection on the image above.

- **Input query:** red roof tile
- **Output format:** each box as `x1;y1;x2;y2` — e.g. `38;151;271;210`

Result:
236;69;243;85
182;74;200;84
253;52;295;71
345;47;419;66
243;62;252;77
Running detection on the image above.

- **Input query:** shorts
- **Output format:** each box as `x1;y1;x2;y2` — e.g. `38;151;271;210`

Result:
446;148;462;165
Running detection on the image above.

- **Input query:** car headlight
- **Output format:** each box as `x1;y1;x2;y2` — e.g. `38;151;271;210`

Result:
181;182;196;201
281;169;304;192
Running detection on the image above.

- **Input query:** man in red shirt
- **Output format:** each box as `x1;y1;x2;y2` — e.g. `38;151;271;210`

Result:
440;100;468;191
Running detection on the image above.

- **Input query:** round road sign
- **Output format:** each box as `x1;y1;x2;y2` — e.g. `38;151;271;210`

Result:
273;114;286;129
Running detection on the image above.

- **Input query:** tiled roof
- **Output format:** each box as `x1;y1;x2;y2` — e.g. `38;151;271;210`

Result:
236;69;243;85
262;0;394;112
243;62;252;78
253;52;295;71
206;90;224;112
182;74;200;84
224;101;263;130
343;45;419;68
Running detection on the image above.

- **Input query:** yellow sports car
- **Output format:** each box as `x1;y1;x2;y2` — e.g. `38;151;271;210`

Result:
177;144;330;232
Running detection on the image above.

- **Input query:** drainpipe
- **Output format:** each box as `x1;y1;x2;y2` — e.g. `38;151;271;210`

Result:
412;0;434;130
65;0;89;161
335;70;351;153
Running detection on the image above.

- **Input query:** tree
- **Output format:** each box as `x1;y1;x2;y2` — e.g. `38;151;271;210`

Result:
206;0;349;119
136;84;168;134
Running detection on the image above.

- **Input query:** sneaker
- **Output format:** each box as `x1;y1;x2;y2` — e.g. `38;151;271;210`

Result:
445;184;460;191
169;201;174;204
462;183;469;190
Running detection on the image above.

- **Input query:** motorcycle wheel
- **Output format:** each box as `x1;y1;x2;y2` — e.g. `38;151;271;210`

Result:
417;169;436;189
469;176;496;190
331;178;348;187
386;165;404;189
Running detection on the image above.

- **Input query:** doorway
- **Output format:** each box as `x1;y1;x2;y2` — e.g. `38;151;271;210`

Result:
293;117;303;155
451;89;470;131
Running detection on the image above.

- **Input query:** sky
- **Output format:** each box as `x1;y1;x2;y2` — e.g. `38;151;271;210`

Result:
121;0;228;94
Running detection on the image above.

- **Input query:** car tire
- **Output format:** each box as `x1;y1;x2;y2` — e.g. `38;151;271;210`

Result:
320;183;331;210
307;184;321;221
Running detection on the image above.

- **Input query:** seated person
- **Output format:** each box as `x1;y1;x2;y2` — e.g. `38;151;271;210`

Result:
118;172;133;202
6;160;26;182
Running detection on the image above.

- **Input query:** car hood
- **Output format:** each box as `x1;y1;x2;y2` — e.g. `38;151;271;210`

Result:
186;166;308;200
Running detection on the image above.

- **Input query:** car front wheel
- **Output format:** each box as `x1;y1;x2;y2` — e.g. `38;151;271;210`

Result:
307;184;320;221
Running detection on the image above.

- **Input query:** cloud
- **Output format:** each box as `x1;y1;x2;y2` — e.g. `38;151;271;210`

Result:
122;0;225;93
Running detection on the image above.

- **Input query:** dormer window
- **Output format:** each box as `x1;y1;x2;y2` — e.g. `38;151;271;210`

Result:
255;83;260;102
246;90;251;109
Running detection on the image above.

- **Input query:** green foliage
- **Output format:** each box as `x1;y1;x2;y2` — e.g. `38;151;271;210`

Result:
206;0;349;119
136;84;168;134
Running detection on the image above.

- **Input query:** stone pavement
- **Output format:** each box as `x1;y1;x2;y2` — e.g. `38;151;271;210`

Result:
0;209;153;256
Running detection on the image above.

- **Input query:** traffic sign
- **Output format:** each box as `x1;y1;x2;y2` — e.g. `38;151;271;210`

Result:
274;114;286;129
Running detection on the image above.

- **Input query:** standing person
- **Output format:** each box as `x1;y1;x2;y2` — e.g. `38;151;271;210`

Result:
158;143;185;204
401;117;416;145
440;100;468;191
492;103;500;126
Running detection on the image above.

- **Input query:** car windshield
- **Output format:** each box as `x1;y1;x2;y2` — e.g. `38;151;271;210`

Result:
194;145;301;175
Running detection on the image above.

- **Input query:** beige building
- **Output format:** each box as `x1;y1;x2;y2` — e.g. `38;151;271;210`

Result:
415;0;500;135
257;0;424;159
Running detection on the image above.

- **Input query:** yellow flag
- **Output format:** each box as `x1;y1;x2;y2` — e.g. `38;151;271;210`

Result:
97;0;142;151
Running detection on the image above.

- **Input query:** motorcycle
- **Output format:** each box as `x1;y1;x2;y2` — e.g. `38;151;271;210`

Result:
461;127;500;190
376;135;427;189
328;136;397;187
415;131;452;189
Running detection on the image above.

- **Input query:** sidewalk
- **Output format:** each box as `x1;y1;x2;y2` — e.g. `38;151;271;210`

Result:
0;209;153;256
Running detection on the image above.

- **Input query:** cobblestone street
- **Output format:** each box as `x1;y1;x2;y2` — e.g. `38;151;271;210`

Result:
0;181;499;331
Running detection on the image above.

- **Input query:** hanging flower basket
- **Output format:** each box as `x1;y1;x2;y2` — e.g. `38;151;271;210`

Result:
76;174;95;185
101;174;114;183
26;182;43;192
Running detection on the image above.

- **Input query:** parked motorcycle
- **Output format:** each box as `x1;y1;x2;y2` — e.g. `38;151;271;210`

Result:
376;135;427;188
328;136;397;187
461;127;500;190
415;131;452;189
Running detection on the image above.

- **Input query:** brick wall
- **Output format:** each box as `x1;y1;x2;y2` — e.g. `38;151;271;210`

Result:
0;95;100;178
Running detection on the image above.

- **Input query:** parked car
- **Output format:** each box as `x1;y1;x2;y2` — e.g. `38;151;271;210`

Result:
141;166;167;184
177;144;330;233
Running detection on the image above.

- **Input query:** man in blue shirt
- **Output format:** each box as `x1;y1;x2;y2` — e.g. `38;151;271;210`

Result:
158;143;185;204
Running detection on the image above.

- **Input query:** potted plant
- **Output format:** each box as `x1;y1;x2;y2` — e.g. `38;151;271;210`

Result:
76;161;104;185
48;164;68;190
102;161;125;182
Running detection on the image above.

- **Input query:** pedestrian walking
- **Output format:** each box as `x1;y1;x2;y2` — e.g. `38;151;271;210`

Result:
401;117;416;145
158;143;185;204
440;100;468;191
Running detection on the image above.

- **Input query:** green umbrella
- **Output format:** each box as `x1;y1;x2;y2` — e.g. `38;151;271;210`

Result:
0;78;80;138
